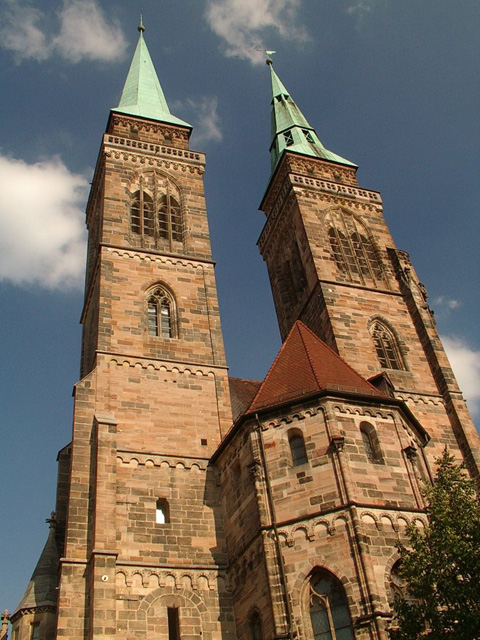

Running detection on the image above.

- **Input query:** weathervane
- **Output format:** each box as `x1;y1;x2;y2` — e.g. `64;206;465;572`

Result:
265;50;276;65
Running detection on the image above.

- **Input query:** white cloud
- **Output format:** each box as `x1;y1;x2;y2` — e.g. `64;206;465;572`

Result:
0;0;127;64
188;97;223;145
205;0;308;65
433;295;462;311
54;1;127;63
0;155;88;290
443;335;480;419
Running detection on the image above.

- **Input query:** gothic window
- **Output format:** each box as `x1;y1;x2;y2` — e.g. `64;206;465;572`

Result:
327;209;386;287
389;561;406;604
131;190;154;236
289;431;308;466
130;177;183;248
360;422;382;463
248;611;263;640
156;498;170;524
308;570;354;640
147;287;176;338
167;608;180;640
370;321;405;370
158;194;182;242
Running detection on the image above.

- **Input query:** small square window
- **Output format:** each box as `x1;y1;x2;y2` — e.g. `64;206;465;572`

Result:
283;131;294;147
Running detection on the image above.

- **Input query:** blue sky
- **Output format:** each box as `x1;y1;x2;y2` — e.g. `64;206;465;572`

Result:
1;0;479;614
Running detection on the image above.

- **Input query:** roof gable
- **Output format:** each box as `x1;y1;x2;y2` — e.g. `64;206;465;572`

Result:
248;321;384;413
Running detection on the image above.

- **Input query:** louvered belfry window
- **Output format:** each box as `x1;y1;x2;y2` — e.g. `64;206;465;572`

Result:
327;209;386;287
130;175;183;249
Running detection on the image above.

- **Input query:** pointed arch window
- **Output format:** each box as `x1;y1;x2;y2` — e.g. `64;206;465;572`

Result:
248;611;263;640
147;287;176;338
327;209;386;287
158;193;182;243
371;320;405;370
308;570;354;640
130;178;183;248
131;190;154;237
289;430;308;466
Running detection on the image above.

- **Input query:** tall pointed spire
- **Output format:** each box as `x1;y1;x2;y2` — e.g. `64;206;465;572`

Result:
267;59;356;173
112;21;191;128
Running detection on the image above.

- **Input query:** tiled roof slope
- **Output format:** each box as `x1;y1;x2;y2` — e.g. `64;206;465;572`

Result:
248;321;385;413
229;377;262;423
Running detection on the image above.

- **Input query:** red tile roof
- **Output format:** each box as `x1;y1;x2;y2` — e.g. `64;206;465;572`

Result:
229;377;262;422
248;321;384;413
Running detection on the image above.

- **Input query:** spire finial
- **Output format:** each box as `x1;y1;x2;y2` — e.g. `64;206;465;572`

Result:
138;15;145;34
265;50;276;66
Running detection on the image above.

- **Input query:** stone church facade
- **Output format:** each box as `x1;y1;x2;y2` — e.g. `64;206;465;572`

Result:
10;25;479;640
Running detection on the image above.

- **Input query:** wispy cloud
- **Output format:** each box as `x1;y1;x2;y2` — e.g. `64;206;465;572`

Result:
0;154;88;290
443;335;480;420
204;0;308;65
0;0;127;64
188;97;223;145
433;295;462;311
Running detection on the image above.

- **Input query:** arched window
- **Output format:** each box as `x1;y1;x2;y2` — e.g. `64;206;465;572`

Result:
326;209;386;287
308;570;354;640
370;320;405;370
147;287;176;338
248;611;263;640
289;431;308;466
158;194;182;243
131;190;154;236
360;422;382;463
130;176;183;248
156;498;170;524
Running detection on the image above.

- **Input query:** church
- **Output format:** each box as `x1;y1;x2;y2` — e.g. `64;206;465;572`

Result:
10;22;480;640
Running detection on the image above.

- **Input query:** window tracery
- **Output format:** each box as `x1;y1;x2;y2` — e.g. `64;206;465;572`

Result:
130;174;183;249
147;286;176;338
370;320;405;370
327;209;386;287
308;570;354;640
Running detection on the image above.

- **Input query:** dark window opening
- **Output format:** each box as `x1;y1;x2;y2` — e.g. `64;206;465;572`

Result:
249;611;263;640
284;131;294;147
290;433;308;466
167;607;180;640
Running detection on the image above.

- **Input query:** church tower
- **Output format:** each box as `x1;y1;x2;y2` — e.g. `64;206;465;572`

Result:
13;23;236;640
258;58;479;475
210;60;480;640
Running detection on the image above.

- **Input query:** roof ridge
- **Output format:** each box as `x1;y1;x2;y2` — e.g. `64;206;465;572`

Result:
297;321;382;395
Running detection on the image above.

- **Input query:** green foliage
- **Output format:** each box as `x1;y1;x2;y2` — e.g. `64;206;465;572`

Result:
390;450;480;640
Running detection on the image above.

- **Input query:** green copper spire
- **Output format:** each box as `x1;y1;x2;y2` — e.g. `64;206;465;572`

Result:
112;22;191;128
268;60;356;173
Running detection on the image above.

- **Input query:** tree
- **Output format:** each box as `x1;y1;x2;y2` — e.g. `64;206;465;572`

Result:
390;449;480;640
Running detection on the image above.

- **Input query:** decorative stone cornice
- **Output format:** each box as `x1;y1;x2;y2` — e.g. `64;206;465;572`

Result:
116;451;209;471
104;148;205;175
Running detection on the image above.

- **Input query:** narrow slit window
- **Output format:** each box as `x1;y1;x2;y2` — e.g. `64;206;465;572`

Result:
249;611;263;640
156;498;170;524
167;608;180;640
